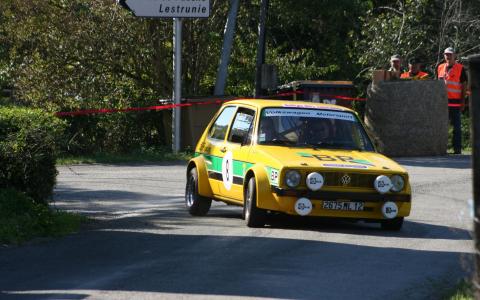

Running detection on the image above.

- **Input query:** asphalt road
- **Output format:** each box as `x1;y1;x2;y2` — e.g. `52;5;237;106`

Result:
0;155;474;300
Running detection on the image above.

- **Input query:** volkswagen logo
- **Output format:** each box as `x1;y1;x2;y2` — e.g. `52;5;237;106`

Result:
341;174;351;185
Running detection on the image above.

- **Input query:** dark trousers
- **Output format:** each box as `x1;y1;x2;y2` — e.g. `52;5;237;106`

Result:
448;106;462;153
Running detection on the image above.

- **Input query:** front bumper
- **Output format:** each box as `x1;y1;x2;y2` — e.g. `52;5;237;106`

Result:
272;186;411;202
257;186;411;219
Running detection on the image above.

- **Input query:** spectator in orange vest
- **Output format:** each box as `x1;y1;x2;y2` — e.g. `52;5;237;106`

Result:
437;47;468;154
400;58;429;79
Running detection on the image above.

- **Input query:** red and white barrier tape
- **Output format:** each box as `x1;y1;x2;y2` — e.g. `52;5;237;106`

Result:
55;99;231;117
55;93;462;117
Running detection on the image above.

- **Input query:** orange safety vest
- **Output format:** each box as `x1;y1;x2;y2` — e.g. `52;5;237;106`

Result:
437;63;464;101
400;71;429;79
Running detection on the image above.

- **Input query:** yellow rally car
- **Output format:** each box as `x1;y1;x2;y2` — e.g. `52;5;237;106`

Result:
185;99;411;230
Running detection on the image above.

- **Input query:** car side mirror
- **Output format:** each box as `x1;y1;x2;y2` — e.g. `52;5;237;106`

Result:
241;135;249;146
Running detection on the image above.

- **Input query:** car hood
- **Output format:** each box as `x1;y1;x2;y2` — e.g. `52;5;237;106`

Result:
253;145;407;173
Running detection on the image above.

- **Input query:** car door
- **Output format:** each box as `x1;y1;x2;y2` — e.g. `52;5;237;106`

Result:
217;106;256;202
202;105;237;196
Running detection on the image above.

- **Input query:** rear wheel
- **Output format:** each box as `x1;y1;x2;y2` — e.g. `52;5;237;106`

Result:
243;177;266;227
381;217;404;231
185;168;211;216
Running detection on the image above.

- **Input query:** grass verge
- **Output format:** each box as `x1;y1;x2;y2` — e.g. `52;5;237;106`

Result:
0;188;86;245
447;148;472;155
446;279;474;300
57;148;194;165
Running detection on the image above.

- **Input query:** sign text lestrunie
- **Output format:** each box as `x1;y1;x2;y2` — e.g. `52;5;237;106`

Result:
123;0;210;18
159;4;208;15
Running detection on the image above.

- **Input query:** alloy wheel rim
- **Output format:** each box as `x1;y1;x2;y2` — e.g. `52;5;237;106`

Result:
186;177;195;207
245;183;252;219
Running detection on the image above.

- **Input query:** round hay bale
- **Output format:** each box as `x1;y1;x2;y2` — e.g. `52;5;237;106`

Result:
365;80;448;156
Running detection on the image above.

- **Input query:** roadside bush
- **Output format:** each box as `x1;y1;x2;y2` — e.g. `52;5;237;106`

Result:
0;188;84;244
60;110;168;155
461;111;471;150
447;110;471;151
0;107;66;203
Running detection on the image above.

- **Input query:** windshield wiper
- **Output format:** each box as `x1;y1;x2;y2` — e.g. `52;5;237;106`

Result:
296;142;324;149
261;138;296;146
297;141;364;151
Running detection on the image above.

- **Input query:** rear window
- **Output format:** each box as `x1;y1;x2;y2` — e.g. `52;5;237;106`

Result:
208;106;236;140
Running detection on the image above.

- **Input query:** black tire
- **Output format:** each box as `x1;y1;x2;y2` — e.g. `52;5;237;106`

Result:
243;177;266;227
381;217;404;231
185;168;211;216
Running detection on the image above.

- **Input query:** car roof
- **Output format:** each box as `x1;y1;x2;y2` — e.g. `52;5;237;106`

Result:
224;99;355;113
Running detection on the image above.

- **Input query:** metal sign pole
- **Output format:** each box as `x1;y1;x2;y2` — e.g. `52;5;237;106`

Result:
468;54;480;297
172;18;182;153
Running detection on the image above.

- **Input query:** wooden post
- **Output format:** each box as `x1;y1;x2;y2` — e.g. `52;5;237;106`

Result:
468;54;480;298
255;0;269;98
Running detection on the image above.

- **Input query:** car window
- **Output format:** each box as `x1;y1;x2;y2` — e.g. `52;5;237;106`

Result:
228;108;255;144
208;106;236;140
258;107;375;151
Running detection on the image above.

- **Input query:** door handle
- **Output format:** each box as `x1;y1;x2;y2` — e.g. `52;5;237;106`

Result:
220;147;227;153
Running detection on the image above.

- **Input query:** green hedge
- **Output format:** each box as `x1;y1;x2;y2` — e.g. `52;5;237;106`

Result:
0;107;66;203
61;110;168;155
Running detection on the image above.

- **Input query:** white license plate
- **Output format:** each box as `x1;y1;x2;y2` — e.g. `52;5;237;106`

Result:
322;201;364;211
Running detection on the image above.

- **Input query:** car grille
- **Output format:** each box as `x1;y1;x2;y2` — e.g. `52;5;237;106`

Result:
322;172;377;189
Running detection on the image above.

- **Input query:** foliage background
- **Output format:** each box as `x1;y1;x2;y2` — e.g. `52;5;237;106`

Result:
0;0;478;154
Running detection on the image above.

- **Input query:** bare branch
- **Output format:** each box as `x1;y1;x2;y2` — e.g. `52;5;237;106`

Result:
376;6;402;15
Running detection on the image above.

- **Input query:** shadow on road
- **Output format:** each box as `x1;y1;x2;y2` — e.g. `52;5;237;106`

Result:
395;155;471;169
3;184;473;300
53;186;472;241
0;293;87;300
263;214;472;240
0;229;473;300
32;162;471;299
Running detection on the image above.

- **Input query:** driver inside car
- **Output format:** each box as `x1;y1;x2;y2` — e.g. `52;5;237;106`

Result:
259;117;279;142
302;118;332;144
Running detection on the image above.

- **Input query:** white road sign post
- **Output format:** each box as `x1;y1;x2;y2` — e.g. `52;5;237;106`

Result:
118;0;211;152
173;18;182;153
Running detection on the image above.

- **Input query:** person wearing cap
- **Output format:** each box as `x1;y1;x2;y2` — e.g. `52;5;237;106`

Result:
437;47;468;154
400;58;429;79
389;54;402;73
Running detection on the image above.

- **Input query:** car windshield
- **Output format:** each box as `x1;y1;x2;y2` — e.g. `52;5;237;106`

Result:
257;107;375;151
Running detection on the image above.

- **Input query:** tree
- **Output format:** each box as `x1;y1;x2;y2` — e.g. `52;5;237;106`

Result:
267;0;368;82
0;0;174;111
355;0;480;77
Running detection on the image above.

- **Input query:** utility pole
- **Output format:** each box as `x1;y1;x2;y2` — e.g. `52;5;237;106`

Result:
255;0;269;98
468;54;480;298
214;0;240;96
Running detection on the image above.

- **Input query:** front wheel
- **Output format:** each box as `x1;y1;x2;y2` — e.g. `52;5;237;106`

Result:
243;177;266;227
381;217;404;231
185;168;211;216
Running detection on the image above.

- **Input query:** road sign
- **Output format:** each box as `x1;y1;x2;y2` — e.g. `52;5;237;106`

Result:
118;0;210;18
117;1;211;152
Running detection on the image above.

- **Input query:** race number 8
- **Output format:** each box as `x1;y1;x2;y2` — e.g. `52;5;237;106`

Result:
222;151;233;191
